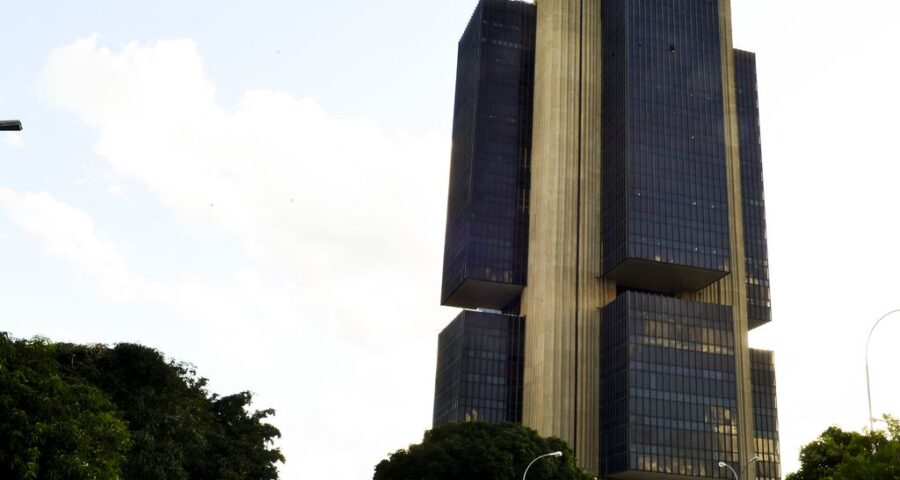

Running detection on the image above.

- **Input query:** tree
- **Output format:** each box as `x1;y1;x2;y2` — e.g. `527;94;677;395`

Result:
786;415;900;480
57;342;214;480
0;334;131;480
0;333;284;479
204;392;286;480
55;342;285;480
373;422;594;480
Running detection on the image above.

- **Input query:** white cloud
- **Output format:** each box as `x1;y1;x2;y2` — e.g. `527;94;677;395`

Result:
38;35;455;479
42;37;449;314
0;188;163;302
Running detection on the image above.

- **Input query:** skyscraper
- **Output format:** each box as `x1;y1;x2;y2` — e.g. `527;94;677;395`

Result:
433;1;779;478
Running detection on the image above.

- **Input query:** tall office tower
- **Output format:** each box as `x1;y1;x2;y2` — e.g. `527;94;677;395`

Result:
434;0;780;478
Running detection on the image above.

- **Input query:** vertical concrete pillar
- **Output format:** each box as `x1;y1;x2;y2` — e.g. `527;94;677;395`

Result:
522;0;611;474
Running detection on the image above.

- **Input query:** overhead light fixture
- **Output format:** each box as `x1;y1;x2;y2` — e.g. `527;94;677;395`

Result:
0;120;23;131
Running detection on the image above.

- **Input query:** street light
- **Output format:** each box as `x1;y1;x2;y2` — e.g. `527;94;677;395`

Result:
522;451;563;480
0;120;23;131
718;455;759;480
866;309;900;431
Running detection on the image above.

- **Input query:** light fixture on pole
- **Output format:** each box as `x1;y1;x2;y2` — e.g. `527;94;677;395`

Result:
718;461;739;480
0;120;23;131
866;309;900;431
522;451;562;480
718;455;759;480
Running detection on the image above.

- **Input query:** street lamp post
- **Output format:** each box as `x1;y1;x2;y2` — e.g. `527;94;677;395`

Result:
0;120;23;131
522;451;562;480
866;309;900;431
718;456;759;480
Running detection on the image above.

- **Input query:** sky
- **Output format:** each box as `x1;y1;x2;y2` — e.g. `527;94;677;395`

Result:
1;0;900;478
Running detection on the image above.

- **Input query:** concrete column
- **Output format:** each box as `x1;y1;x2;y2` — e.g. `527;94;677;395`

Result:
522;0;610;474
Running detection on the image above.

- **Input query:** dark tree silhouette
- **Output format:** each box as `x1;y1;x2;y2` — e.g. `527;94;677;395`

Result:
374;422;593;480
0;333;285;480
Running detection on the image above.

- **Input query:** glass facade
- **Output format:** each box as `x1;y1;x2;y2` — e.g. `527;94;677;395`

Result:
600;292;740;478
433;310;525;427
441;0;535;310
602;0;732;293
735;50;772;329
434;2;779;478
751;349;781;480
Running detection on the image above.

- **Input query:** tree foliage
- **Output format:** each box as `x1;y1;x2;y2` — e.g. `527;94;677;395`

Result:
373;422;594;480
0;334;130;480
0;333;285;480
204;392;286;480
786;415;900;480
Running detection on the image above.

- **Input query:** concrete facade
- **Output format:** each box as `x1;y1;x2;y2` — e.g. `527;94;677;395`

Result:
521;0;614;473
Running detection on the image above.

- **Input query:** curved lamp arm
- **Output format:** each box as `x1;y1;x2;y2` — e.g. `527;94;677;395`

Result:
718;461;739;480
523;451;562;480
719;456;758;480
741;456;760;479
866;309;900;431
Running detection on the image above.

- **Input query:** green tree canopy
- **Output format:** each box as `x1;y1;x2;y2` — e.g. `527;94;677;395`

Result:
786;415;900;480
0;333;285;480
0;334;130;480
373;422;594;480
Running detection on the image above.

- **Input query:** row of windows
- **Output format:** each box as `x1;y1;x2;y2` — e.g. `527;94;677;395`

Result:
635;319;735;346
629;197;731;219
626;455;738;479
630;168;731;190
460;407;515;423
628;105;727;126
458;387;513;406
627;235;730;257
630;347;737;376
628;130;728;160
629;360;736;382
631;429;739;457
632;333;735;355
626;243;730;265
628;208;730;230
631;402;739;433
464;372;508;385
631;371;736;398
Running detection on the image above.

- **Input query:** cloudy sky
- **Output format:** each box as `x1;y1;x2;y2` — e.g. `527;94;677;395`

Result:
2;0;900;478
